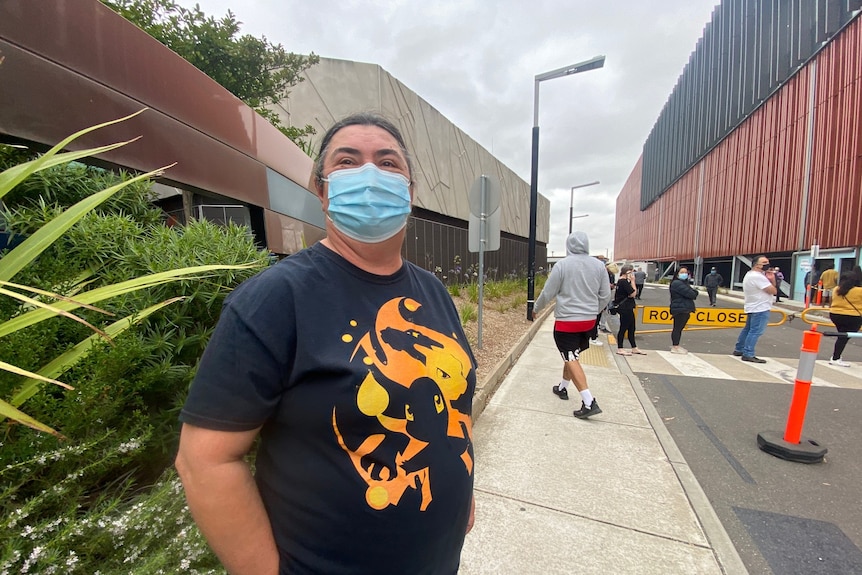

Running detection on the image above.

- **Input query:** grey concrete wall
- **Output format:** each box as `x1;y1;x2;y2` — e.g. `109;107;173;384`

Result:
273;57;550;244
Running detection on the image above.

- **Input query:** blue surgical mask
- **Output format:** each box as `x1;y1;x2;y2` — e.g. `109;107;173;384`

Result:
678;273;689;280
324;163;411;243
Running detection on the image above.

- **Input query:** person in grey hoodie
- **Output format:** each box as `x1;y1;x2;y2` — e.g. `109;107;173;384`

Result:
532;231;612;418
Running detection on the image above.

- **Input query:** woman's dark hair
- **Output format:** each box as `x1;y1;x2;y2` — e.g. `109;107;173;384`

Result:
835;272;858;297
620;264;633;275
313;112;414;184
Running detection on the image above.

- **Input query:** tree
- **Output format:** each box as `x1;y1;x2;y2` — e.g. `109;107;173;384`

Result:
102;0;320;145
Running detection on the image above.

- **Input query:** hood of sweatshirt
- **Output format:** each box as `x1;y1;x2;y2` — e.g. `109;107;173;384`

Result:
566;231;589;256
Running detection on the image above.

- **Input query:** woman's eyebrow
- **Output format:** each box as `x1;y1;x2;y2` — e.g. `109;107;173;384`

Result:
373;148;402;159
330;146;360;156
329;147;403;160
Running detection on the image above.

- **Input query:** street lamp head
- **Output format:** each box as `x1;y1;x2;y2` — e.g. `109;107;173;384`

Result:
570;180;600;192
535;55;606;83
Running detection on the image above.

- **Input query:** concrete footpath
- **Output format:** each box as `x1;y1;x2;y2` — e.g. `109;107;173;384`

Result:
459;311;748;575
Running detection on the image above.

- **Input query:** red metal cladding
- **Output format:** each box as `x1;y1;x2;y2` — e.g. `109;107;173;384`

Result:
616;17;862;260
615;157;650;257
807;18;862;249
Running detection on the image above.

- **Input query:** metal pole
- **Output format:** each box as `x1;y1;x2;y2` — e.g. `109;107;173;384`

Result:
478;175;486;349
568;181;598;235
527;125;540;321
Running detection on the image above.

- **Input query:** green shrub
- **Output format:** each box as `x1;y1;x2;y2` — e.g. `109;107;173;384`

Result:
466;282;479;304
0;120;265;572
459;303;477;325
484;281;505;300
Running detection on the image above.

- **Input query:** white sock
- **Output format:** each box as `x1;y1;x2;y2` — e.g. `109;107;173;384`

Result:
558;379;571;391
580;389;594;406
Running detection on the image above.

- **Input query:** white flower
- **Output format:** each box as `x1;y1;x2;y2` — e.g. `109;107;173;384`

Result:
117;438;142;454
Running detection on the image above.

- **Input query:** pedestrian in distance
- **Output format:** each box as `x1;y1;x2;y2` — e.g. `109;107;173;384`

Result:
533;231;611;419
634;267;647;300
820;263;839;306
175;112;477;575
669;267;699;354
587;256;610;346
827;272;862;367
805;265;820;305
732;255;777;363
601;261;619;334
703;267;723;307
773;266;785;302
613;265;646;356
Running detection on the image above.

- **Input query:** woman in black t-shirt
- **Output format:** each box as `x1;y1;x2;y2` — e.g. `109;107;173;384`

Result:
614;265;645;356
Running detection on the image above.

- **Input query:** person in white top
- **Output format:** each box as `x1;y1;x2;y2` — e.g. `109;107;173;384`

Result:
732;255;777;363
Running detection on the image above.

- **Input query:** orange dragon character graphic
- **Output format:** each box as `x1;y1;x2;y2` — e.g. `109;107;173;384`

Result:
333;296;474;512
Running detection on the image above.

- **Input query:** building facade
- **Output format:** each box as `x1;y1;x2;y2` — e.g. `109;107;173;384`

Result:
615;0;862;300
275;57;550;279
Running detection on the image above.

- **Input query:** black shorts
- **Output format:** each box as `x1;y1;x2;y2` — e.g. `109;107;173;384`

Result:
553;329;591;362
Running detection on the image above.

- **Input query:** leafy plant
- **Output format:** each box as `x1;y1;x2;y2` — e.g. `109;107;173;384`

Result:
459;303;477;325
0;111;258;436
466;282;479;304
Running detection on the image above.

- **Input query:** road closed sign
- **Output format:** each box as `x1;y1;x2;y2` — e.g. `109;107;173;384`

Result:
640;306;749;328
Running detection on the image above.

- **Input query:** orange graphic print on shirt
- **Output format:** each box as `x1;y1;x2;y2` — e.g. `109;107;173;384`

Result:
333;296;474;512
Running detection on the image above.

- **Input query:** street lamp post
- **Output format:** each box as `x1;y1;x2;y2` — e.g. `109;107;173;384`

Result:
569;180;600;234
527;55;605;320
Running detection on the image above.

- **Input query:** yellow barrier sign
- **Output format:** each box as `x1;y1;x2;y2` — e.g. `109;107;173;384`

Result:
641;306;749;327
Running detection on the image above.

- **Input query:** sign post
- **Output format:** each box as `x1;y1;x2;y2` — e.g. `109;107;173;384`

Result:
468;175;501;348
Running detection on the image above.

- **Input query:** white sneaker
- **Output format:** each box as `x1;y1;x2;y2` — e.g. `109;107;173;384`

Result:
590;338;603;347
670;346;688;354
829;358;851;367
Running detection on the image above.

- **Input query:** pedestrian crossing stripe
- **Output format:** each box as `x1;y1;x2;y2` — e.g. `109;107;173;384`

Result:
625;351;862;389
652;351;734;380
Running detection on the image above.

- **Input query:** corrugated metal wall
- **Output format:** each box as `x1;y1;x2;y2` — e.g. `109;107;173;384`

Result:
641;0;862;211
616;12;862;261
806;17;862;248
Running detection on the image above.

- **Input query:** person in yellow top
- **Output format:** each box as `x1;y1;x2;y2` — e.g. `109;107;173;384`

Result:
819;264;840;305
828;271;862;366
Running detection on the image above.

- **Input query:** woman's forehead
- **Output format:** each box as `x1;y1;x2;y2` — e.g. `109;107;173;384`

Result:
327;124;403;153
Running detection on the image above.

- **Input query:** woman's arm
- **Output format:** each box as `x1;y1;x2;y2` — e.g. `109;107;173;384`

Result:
176;424;279;575
686;284;700;299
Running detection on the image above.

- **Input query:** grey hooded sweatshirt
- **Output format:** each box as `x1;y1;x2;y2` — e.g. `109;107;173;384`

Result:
534;232;612;322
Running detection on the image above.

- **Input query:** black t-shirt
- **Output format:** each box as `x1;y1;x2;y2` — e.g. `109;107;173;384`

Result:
180;243;477;575
614;278;637;310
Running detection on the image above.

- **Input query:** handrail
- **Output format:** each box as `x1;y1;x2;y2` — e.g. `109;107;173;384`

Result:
798;306;834;328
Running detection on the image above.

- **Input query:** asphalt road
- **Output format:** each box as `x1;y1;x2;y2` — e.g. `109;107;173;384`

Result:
629;284;862;575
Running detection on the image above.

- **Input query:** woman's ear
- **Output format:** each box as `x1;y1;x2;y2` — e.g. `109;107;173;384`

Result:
310;173;325;202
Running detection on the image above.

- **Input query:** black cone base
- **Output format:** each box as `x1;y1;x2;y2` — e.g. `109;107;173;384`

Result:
757;431;827;464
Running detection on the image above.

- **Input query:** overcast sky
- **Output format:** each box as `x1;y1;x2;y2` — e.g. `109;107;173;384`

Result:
175;0;719;259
